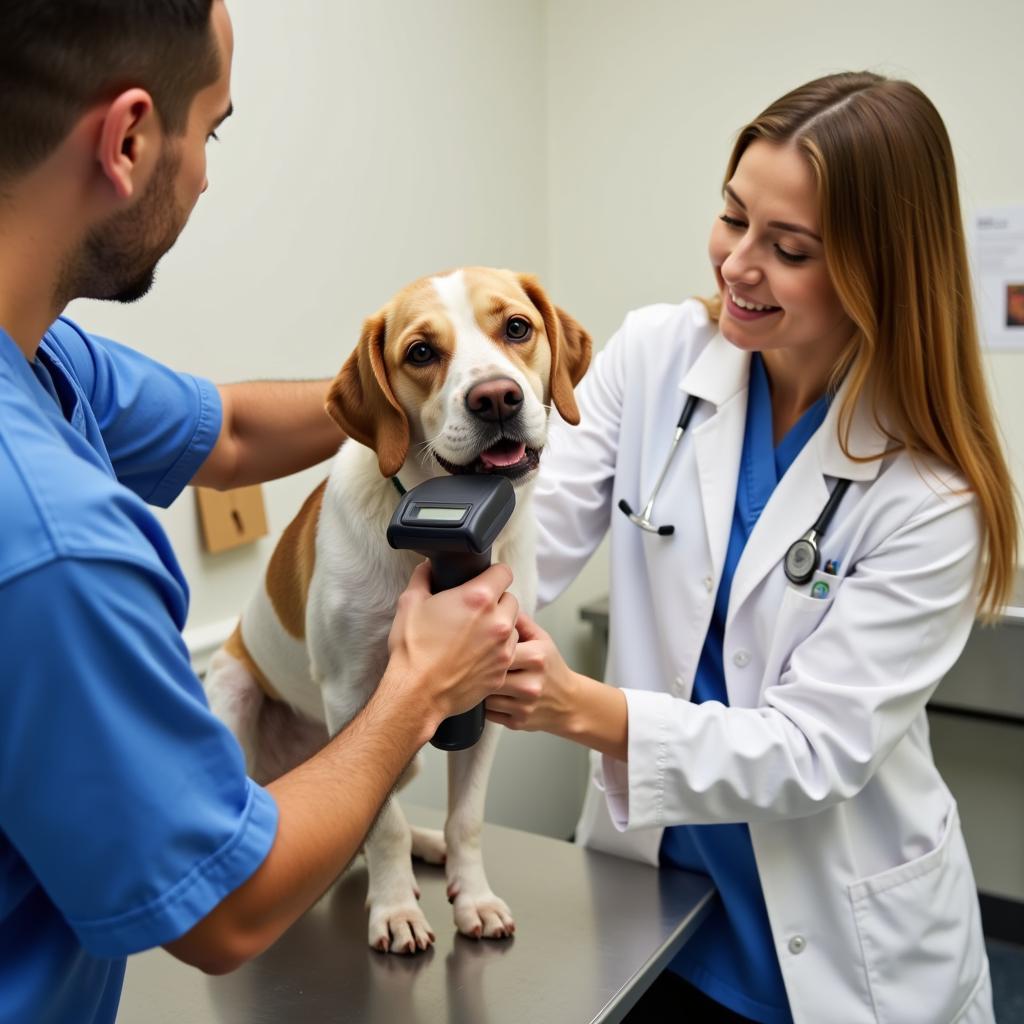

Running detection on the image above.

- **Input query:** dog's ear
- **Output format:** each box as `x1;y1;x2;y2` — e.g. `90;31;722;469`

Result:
517;274;592;425
326;310;409;478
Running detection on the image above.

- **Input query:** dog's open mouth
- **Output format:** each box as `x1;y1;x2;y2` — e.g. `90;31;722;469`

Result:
435;439;541;480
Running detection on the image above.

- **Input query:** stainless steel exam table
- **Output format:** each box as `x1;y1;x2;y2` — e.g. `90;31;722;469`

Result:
116;806;715;1024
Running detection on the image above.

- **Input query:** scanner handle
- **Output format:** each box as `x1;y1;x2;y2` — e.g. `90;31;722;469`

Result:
428;547;492;750
429;550;491;593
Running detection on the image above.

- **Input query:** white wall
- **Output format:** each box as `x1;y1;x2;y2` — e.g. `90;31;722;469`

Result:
65;2;1024;857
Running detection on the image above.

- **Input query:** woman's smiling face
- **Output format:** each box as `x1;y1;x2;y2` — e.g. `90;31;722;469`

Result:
708;140;853;363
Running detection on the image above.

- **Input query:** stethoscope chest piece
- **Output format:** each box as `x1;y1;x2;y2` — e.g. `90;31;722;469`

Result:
784;534;820;586
783;478;853;586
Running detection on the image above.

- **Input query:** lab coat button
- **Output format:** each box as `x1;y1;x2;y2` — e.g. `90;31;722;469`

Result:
732;649;751;668
703;575;714;593
788;935;806;955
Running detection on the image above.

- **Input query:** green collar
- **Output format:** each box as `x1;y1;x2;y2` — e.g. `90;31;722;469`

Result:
391;476;407;496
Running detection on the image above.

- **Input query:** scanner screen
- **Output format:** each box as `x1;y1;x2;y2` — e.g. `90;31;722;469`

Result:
414;505;467;523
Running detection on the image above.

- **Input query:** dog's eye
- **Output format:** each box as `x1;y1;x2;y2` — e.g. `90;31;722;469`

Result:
505;316;532;343
406;341;437;366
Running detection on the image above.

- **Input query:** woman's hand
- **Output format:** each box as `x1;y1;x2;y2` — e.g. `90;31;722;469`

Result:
485;613;581;735
487;613;629;760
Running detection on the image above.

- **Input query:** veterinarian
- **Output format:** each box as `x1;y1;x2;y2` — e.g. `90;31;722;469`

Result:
487;73;1017;1024
0;3;520;1022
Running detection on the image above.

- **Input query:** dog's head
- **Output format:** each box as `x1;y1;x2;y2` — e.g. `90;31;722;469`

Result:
326;268;591;482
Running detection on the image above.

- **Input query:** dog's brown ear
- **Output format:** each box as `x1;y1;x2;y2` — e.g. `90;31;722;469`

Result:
518;274;592;425
326;310;409;478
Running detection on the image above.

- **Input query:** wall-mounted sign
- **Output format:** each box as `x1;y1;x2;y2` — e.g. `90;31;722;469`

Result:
972;205;1024;351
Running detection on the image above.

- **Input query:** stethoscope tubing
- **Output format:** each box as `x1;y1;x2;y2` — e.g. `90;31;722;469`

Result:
618;394;851;586
617;394;700;535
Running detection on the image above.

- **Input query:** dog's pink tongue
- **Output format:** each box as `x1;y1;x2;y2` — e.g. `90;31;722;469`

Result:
479;442;527;468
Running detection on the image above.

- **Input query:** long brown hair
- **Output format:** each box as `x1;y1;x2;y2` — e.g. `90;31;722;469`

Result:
704;72;1018;617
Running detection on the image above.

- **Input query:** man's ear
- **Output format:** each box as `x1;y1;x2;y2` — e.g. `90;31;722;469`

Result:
517;274;593;425
95;89;159;200
326;310;409;478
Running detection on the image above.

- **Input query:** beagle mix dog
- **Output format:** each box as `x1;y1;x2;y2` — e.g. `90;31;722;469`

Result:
203;268;591;954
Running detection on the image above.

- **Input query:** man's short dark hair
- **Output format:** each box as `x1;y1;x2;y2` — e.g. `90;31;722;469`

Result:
0;0;220;185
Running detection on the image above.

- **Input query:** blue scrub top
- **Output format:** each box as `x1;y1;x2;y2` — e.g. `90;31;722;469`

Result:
660;354;829;1024
0;319;279;1024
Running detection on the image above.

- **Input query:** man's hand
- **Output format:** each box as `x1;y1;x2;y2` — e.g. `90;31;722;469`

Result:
383;561;519;726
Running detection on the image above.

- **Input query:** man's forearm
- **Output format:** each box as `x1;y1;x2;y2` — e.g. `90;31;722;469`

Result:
165;670;436;973
194;379;346;490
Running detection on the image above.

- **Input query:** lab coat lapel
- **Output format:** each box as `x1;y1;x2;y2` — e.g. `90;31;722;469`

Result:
726;373;889;627
727;434;830;627
682;334;749;584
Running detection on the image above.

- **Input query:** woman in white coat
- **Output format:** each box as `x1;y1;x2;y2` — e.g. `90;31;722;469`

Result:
488;72;1018;1024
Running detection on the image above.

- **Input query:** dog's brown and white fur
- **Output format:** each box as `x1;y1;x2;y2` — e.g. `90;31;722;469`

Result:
203;268;590;954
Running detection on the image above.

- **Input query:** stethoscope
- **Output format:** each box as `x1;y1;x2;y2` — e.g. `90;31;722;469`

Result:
618;395;852;586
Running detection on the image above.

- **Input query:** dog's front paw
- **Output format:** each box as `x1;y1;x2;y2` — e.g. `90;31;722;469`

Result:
367;902;436;955
447;886;516;941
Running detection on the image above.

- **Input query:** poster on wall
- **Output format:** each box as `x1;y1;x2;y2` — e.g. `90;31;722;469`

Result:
972;205;1024;351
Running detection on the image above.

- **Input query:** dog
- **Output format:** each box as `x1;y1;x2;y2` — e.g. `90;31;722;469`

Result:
203;267;591;954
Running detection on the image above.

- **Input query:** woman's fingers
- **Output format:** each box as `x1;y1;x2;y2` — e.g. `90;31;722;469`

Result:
484;695;518;716
484;696;530;730
509;638;545;671
513;611;544;642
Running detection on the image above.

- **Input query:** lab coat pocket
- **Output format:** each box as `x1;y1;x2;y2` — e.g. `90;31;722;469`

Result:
761;581;839;691
777;578;839;637
780;574;839;615
847;804;988;1024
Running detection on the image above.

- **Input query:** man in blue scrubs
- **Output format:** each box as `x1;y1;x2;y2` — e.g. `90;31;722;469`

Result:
0;4;520;1023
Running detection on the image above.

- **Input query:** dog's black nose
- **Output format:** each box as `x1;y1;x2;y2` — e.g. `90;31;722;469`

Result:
466;378;523;422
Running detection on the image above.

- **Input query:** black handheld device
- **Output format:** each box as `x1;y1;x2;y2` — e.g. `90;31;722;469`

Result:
387;474;516;750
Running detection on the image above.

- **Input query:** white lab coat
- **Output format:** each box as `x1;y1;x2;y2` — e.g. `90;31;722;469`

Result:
534;299;994;1024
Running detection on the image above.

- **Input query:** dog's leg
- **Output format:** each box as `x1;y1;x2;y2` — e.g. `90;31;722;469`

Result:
203;648;265;776
445;721;515;940
410;826;447;865
320;681;435;954
394;758;447;865
362;797;436;953
249;699;328;786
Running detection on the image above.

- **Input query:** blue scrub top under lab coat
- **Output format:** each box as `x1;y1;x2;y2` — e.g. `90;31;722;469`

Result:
660;353;829;1024
0;320;278;1024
